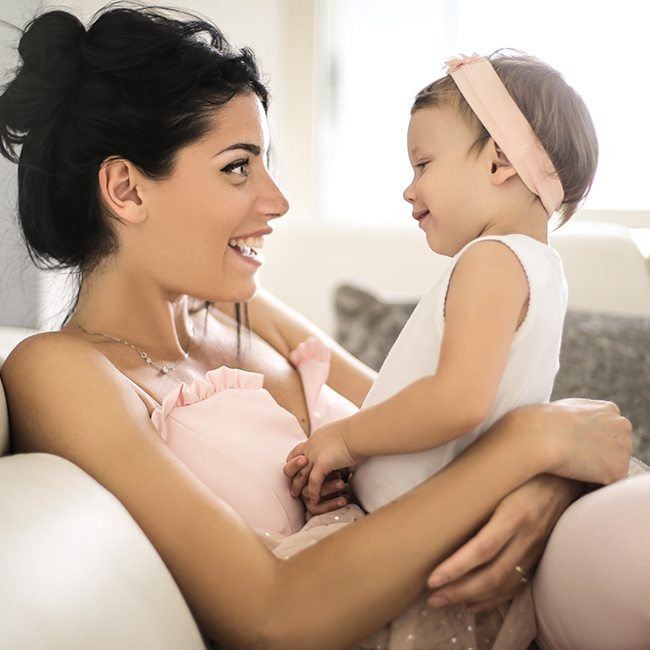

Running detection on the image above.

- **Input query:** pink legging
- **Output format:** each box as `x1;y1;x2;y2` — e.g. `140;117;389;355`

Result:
532;472;650;650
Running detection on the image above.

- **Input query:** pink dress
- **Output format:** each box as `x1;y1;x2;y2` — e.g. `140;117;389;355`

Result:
146;335;637;650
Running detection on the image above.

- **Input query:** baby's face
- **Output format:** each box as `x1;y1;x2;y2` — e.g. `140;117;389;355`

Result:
404;105;494;257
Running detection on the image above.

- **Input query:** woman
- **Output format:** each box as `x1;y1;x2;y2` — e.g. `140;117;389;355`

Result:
0;4;646;649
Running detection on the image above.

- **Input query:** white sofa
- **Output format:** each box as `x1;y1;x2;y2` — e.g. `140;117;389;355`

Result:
0;220;648;649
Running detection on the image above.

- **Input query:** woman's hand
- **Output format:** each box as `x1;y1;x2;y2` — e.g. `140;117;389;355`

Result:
426;473;584;613
539;398;633;485
424;396;632;613
285;419;364;504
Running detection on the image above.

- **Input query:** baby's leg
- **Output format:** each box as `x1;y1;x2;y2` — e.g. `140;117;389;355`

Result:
531;472;650;650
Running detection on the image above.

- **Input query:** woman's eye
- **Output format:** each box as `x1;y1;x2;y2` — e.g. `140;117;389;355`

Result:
415;160;429;170
222;158;250;177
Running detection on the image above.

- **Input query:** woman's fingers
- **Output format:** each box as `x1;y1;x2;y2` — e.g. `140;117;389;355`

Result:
428;512;517;589
427;537;543;610
304;493;348;515
467;595;512;614
426;474;573;611
314;477;346;499
302;472;349;514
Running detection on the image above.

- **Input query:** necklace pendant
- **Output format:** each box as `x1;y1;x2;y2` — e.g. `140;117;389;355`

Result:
161;365;170;375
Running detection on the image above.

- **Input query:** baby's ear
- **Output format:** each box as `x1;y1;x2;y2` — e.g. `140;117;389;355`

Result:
489;141;518;185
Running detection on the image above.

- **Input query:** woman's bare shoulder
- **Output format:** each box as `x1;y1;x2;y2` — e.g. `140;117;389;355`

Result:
0;328;278;646
0;329;145;454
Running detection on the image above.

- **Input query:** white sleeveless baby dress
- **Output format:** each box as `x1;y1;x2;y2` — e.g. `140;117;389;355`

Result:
337;233;568;650
351;233;568;513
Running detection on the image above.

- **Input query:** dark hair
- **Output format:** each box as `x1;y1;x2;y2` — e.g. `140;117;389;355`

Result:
0;1;266;348
412;49;599;228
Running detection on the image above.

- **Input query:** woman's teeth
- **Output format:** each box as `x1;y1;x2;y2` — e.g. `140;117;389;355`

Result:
228;236;264;258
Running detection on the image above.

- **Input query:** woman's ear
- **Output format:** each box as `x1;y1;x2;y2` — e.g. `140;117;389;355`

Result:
489;140;518;186
98;157;149;225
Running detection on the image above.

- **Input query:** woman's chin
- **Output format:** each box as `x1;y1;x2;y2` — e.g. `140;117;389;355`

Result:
239;281;259;303
223;278;259;304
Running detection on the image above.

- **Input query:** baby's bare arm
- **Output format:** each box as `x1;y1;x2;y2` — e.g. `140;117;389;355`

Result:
346;241;530;458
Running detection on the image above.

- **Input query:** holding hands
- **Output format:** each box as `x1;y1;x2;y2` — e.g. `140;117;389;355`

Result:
284;418;365;508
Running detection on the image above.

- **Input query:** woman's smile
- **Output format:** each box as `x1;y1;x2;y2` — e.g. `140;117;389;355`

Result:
227;240;265;267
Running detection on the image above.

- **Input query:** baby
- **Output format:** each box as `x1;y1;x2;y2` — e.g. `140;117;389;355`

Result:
285;49;598;515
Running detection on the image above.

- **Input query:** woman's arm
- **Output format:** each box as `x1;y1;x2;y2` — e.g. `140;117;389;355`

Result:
426;472;586;613
1;333;566;650
243;287;377;408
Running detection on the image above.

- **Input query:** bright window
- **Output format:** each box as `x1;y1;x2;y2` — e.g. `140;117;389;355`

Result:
314;0;650;227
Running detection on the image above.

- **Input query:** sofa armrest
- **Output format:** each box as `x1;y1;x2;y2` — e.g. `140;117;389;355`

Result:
0;326;39;457
0;453;208;649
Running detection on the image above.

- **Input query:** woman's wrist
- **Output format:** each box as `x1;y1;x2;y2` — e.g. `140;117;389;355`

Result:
495;405;559;477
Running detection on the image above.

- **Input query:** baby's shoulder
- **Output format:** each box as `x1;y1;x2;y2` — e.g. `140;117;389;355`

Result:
452;237;530;285
452;234;560;285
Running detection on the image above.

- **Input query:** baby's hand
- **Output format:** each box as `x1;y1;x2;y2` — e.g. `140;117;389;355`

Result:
283;454;351;518
286;419;363;505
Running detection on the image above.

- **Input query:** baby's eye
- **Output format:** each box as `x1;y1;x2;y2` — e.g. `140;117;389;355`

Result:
415;160;429;170
221;158;250;177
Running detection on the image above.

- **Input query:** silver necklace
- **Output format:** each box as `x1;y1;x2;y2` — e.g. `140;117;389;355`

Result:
74;320;194;376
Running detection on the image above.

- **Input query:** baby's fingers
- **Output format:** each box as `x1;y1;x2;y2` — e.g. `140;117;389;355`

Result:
283;454;308;480
307;467;327;504
286;442;306;463
290;461;312;498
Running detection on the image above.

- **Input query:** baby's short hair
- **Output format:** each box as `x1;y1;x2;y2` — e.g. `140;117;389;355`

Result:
412;48;598;227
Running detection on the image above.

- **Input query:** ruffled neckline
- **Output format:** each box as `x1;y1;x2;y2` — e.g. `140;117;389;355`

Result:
150;336;332;434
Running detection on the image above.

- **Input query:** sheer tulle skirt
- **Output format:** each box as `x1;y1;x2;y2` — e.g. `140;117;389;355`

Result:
256;457;649;650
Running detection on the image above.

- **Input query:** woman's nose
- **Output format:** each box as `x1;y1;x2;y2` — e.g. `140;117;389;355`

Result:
259;171;290;219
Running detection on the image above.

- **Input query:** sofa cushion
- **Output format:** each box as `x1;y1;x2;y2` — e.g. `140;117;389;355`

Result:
333;284;650;464
0;453;207;649
0;327;39;457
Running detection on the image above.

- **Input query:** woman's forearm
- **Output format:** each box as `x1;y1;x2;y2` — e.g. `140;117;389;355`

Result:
262;409;550;650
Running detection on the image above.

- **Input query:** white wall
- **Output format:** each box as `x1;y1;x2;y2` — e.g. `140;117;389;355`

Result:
0;0;47;328
4;1;649;334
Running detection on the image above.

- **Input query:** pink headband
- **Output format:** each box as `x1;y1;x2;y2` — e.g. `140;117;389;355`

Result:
445;53;564;216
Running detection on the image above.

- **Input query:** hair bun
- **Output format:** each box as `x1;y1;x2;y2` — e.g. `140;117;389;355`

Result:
0;10;87;150
19;10;86;79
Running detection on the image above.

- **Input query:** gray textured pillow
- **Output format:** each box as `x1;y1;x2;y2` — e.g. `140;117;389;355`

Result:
333;284;650;464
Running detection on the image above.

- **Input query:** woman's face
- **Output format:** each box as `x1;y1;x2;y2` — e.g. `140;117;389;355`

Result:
403;105;492;257
129;92;289;304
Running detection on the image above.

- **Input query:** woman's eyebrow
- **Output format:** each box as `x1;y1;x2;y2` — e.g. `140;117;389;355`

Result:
214;143;261;157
